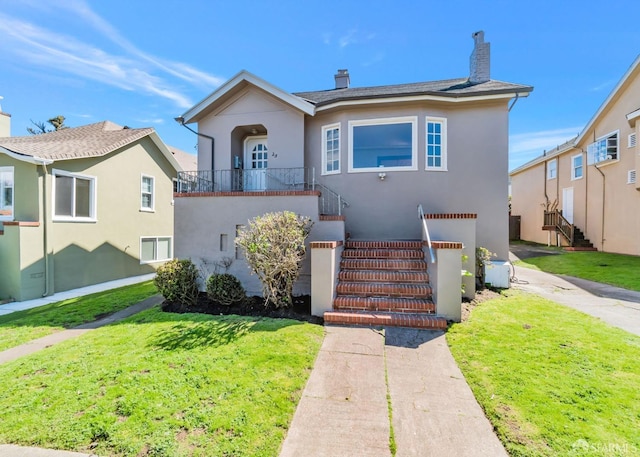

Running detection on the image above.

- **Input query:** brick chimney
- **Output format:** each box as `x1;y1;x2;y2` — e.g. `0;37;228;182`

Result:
469;31;490;84
0;97;10;137
334;69;350;89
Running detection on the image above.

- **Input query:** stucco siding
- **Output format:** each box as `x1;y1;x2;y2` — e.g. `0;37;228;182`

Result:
196;87;305;172
175;193;344;297
305;101;511;259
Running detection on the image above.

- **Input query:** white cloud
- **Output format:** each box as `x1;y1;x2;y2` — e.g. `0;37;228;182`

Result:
589;78;617;92
509;127;582;170
0;2;224;108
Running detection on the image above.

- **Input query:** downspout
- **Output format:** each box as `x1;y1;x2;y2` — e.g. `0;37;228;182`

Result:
174;117;215;172
508;93;520;112
39;160;51;297
594;163;606;251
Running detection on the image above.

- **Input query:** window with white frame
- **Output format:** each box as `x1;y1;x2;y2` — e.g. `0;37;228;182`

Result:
322;123;340;175
587;131;618;164
547;159;557;180
629;132;637;148
426;117;447;170
53;169;96;221
571;154;583;180
140;236;172;263
141;175;155;211
348;117;417;172
0;167;14;221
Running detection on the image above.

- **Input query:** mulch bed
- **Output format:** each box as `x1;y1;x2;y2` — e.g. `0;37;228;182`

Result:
161;293;324;325
461;287;501;322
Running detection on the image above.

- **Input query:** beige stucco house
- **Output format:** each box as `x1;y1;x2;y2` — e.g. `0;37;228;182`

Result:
511;54;640;255
0;120;182;301
175;31;532;327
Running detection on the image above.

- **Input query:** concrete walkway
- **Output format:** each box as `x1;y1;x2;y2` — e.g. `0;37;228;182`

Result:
510;254;640;336
280;325;507;457
0;294;163;365
0;273;155;316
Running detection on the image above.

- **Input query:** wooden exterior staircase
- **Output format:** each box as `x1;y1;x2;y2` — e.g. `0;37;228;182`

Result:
323;240;448;329
543;210;596;250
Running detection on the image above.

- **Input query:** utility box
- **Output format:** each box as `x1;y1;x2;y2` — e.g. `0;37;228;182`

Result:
485;260;511;288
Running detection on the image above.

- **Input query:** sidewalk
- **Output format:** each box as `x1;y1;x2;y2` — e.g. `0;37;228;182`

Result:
280;325;507;457
0;273;155;316
509;254;640;336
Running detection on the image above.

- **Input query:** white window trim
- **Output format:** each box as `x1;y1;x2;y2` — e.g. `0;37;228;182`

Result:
140;174;155;212
587;129;620;166
628;132;637;149
321;123;341;176
0;166;14;222
547;159;557;180
348;116;418;173
571;154;583;181
140;236;173;264
425;117;447;171
52;169;97;222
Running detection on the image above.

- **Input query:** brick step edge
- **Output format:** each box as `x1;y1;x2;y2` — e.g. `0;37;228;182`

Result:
336;283;432;298
345;241;423;250
324;311;447;329
338;270;429;283
342;249;425;259
340;259;427;271
334;296;435;313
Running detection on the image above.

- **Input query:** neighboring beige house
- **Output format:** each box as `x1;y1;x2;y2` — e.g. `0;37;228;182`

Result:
0;120;181;301
175;31;532;327
511;54;640;255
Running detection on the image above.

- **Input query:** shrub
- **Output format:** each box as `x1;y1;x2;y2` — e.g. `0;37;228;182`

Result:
154;259;199;309
235;211;313;308
206;273;246;306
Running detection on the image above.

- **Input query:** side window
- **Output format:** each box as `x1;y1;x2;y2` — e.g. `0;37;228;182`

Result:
141;175;155;211
426;118;447;170
140;236;172;263
322;123;341;175
0;166;14;221
53;169;97;221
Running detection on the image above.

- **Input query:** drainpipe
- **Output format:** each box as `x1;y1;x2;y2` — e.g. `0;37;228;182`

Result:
508;93;520;112
594;163;606;251
174;117;214;173
39;159;51;297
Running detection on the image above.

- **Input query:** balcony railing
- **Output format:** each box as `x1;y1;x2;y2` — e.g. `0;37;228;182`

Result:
177;167;349;215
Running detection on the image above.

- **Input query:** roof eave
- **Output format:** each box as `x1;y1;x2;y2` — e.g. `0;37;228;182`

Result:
315;89;532;111
181;70;316;123
0;146;54;165
509;142;577;176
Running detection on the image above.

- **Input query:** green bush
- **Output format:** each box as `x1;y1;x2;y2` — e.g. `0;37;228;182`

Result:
235;211;313;308
206;273;246;306
154;259;199;309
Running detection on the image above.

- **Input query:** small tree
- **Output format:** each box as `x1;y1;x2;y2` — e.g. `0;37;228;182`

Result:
235;211;313;308
27;115;68;135
154;259;199;309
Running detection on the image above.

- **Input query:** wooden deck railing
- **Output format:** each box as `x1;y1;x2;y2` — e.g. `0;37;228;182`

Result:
543;210;574;245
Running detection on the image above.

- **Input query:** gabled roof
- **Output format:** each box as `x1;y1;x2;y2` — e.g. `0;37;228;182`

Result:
169;146;197;171
180;70;533;122
510;53;640;176
294;78;533;108
180;70;316;123
0;121;181;170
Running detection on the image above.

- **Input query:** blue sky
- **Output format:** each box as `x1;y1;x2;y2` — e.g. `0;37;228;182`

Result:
1;0;639;170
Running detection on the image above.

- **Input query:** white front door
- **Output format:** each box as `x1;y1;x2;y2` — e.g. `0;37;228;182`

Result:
244;136;268;191
562;187;574;224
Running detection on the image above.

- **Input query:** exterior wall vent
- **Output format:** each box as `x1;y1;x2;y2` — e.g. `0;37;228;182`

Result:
628;132;637;148
628;169;636;184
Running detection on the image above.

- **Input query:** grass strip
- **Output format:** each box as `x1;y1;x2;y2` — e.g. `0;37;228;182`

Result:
0;308;323;456
0;281;157;352
447;290;640;456
383;335;397;456
516;251;640;291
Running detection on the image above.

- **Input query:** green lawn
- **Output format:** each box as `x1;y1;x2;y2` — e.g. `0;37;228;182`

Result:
0;281;157;352
447;290;640;456
0;308;323;456
516;251;640;292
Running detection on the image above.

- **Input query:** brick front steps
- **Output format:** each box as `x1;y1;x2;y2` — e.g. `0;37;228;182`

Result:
324;240;447;329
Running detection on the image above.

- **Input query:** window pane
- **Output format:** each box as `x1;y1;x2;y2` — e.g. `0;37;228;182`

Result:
75;178;91;218
141;239;155;261
55;176;73;216
142;177;152;193
353;123;412;168
0;170;13;216
157;237;171;260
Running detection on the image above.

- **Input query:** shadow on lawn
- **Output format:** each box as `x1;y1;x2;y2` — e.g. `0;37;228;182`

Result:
150;318;256;351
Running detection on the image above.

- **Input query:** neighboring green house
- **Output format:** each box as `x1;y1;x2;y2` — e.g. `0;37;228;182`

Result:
0;120;181;301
